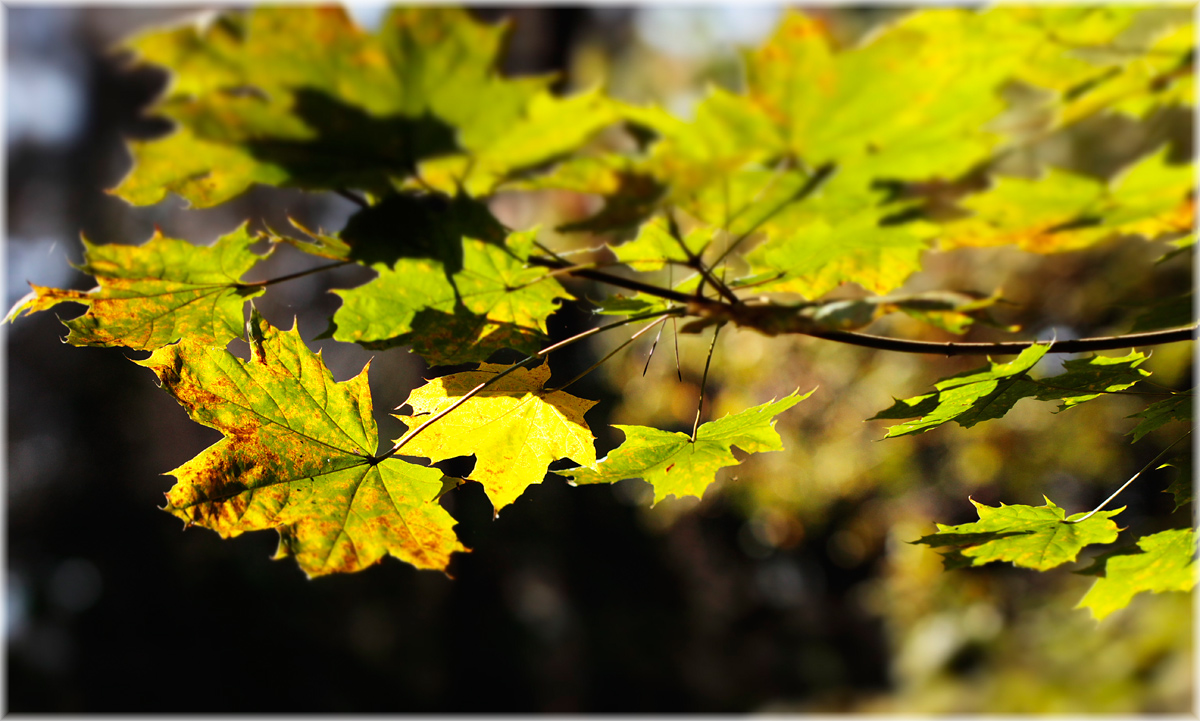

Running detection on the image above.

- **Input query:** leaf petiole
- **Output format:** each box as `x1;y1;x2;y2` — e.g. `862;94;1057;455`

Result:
1064;431;1191;524
378;306;686;462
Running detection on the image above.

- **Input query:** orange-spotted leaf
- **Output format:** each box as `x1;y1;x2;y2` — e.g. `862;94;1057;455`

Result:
6;224;267;350
137;311;465;577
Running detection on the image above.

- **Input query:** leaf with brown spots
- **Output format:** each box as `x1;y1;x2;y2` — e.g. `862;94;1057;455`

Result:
137;311;465;577
6;225;267;351
914;498;1122;571
394;362;599;512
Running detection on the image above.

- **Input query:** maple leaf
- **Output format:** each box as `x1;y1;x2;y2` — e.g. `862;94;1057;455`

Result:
940;148;1195;253
1129;290;1194;333
330;230;570;364
1163;460;1194;511
1127;394;1194;443
137;312;465;577
6;225;266;351
915;498;1122;571
394;362;598;512
563;391;809;505
1075;528;1197;620
871;347;1150;437
115;7;617;207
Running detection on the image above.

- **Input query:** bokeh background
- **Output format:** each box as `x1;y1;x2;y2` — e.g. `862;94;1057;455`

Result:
5;5;1194;713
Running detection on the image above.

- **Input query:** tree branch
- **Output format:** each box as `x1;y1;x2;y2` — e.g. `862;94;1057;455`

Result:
803;325;1198;356
531;254;1198;355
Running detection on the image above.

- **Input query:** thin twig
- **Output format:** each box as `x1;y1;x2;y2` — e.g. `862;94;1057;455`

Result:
710;161;836;269
665;211;740;305
1063;431;1191;524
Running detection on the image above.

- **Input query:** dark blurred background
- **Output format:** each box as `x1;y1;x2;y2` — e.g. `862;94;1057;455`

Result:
5;5;1193;713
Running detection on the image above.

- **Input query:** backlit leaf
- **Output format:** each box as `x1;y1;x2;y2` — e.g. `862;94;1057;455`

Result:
915;498;1122;571
940;148;1194;253
872;347;1150;436
136;312;466;577
1127;394;1194;442
1076;528;1196;620
6;225;266;350
116;7;616;207
564;391;809;505
331;230;569;364
394;363;598;512
612;215;714;272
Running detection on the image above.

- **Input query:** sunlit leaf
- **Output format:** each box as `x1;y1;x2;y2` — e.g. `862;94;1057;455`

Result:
331;230;569;364
915;498;1122;571
136;312;466;577
611;215;714;272
115;7;616;207
564;391;809;505
6;225;266;350
940;147;1194;253
394;362;598;512
1076;528;1196;620
872;347;1150;436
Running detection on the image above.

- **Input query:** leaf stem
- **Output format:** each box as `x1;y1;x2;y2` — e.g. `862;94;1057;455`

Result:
239;260;352;288
710;161;836;269
1029;379;1189;398
692;323;723;442
335;189;369;209
1063;431;1191;524
548;314;674;392
665;211;740;305
377;307;686;462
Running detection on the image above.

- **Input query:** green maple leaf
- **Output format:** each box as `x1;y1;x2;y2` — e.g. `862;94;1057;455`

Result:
872;347;1150;437
564;391;809;505
6;225;266;350
1076;528;1197;620
1128;394;1194;443
394;363;598;512
941;148;1194;254
915;498;1122;571
136;312;466;577
115;7;616;207
1163;461;1194;510
330;229;570;364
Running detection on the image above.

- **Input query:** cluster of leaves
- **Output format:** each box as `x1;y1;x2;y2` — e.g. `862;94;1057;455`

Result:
7;7;1195;617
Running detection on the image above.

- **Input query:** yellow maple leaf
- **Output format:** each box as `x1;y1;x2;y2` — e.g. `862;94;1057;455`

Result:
395;363;598;512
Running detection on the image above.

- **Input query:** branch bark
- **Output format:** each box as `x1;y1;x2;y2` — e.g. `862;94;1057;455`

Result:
530;255;1198;356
